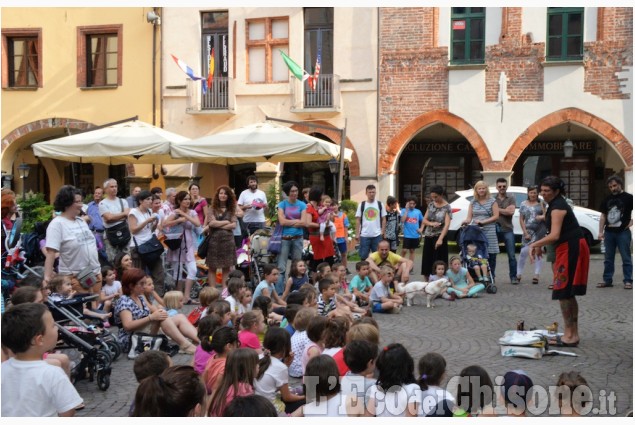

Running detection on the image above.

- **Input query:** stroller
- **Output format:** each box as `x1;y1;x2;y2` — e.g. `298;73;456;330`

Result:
457;224;497;294
47;294;118;390
248;228;276;289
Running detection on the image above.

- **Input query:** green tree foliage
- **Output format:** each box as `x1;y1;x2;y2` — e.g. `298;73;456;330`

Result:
18;192;54;233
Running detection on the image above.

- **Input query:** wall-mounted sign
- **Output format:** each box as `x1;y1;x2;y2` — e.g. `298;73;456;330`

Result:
453;20;466;30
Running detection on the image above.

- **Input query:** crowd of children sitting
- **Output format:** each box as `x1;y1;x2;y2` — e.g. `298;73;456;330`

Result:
0;245;602;417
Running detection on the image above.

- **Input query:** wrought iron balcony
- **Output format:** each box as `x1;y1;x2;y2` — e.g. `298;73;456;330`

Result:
291;74;340;111
186;77;234;113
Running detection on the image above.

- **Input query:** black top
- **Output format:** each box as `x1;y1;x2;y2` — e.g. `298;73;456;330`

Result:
600;191;633;233
546;195;583;246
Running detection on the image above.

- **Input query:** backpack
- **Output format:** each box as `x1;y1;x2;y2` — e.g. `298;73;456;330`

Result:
22;231;45;266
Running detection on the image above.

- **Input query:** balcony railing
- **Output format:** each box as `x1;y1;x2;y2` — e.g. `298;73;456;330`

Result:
291;74;340;111
186;77;234;113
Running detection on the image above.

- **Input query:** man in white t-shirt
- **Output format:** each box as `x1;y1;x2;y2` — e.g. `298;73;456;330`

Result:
355;184;387;260
99;178;131;263
237;175;268;235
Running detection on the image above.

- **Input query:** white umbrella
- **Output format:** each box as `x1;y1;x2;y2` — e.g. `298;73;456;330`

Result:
32;120;190;165
169;122;353;165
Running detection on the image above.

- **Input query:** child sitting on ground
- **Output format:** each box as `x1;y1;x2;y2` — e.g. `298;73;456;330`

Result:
316;278;339;318
238;310;266;354
202;326;239;395
224;277;247;322
130;350;172;415
555;371;590;416
446;256;485;299
207;348;259;416
163;290;186;317
48;275;111;322
417;352;455;417
288;307;317;380
497;370;534;417
281;259;309;301
239;287;253;313
1;303;83;416
317;195;335;242
369;266;403;314
301;315;329;375
350;261;373;306
465;244;491;284
99;266;122;315
253;264;286;309
208;300;232;327
188;286;220;326
142;276;165;308
192;313;222;375
428;260;454;301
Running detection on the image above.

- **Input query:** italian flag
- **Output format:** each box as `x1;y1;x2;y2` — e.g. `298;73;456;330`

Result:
280;50;309;82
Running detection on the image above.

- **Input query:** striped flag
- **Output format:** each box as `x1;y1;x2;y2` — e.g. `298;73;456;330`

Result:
170;54;207;94
207;47;215;90
280;50;309;82
308;48;321;91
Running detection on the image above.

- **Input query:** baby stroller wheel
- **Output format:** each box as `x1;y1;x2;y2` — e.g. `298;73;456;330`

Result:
487;284;497;294
105;340;122;361
97;370;110;391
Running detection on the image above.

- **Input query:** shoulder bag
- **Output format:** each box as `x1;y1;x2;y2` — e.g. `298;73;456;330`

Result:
197;231;212;259
106;199;132;247
268;223;283;255
132;212;164;264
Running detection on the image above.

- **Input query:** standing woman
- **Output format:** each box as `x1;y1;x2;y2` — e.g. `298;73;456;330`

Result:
128;190;165;296
462;181;500;279
305;187;336;272
43;185;102;299
189;183;208;229
205;185;237;291
529;176;589;347
516;185;546;284
164;191;201;303
420;185;452;280
276;181;307;295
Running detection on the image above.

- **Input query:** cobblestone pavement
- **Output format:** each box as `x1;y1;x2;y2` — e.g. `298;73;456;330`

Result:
74;246;632;417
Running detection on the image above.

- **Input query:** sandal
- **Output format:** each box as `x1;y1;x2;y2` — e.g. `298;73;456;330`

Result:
596;283;614;288
548;284;554;290
179;342;197;355
532;277;539;285
548;335;579;347
625;283;633;289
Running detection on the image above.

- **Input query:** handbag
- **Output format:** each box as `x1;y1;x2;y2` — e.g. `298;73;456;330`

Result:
197;232;212;259
77;266;98;289
134;234;164;265
105;199;132;247
268;223;283;255
128;332;169;359
164;235;183;251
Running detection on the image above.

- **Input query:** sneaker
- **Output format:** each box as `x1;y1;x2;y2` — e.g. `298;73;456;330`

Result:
511;277;519;285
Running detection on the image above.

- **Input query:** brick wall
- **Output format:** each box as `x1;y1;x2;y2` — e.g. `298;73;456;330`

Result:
379;8;448;156
584;7;633;100
485;7;544;102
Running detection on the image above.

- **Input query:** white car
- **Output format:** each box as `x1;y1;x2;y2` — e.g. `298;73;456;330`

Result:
446;186;601;246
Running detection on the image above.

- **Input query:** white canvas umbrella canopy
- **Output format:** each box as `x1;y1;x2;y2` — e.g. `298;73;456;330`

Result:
32;120;190;165
169;122;353;165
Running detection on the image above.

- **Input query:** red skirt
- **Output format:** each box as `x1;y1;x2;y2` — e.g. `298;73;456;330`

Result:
309;233;335;261
552;237;589;300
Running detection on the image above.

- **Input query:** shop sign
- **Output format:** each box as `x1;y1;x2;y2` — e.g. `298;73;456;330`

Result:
525;140;595;154
404;141;475;153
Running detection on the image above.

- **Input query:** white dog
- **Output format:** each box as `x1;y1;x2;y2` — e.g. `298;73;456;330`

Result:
424;278;451;308
396;281;427;306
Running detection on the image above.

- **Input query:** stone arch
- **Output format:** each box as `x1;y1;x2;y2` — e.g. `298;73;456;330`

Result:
503;107;633;171
381;110;492;175
289;121;360;177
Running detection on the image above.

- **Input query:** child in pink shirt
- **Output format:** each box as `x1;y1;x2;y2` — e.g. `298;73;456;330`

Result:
238;310;265;354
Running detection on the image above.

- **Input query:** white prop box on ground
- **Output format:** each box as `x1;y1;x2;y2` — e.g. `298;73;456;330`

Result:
499;330;578;359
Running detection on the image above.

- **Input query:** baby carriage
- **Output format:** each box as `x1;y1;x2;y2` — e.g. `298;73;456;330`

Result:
47;293;116;390
457;224;497;294
248;228;275;289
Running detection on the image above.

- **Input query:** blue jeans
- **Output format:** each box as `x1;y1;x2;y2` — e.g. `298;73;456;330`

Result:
276;237;304;294
603;230;633;284
359;235;382;260
497;230;517;280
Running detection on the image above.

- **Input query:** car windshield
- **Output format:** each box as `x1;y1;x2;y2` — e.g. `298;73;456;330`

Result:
447;193;461;203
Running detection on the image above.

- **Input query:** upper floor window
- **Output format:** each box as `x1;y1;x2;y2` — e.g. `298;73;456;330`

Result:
1;28;42;88
246;17;289;83
77;25;122;88
547;8;584;61
451;7;485;65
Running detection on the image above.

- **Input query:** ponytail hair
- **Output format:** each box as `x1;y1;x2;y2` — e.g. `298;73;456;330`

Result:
198;313;223;353
257;327;291;380
417;352;447;391
240;310;263;331
208;326;238;355
132;366;205;417
208;348;259;416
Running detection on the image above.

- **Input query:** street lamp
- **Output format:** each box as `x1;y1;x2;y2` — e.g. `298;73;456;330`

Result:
17;163;30;200
328;158;339;198
563;122;574;158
